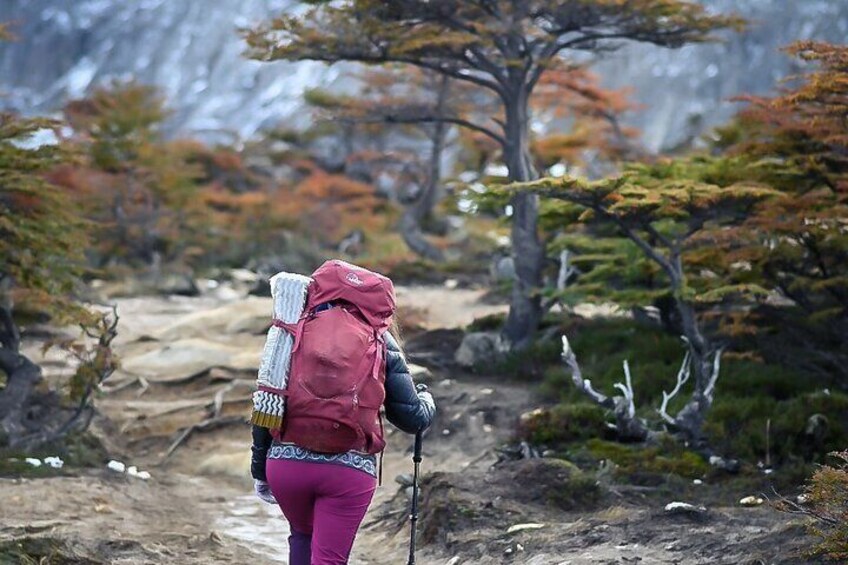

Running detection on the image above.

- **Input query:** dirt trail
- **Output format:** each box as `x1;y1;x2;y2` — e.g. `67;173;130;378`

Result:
2;284;815;564
2;285;522;564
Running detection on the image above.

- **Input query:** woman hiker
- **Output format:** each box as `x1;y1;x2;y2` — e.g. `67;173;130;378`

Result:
249;261;436;565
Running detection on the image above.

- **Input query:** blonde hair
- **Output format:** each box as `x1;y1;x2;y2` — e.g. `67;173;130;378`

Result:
389;316;403;348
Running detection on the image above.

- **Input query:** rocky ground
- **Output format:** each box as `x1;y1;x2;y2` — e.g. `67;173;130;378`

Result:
0;281;820;564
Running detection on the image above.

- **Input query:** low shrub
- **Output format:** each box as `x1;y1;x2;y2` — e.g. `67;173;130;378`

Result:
777;451;848;562
580;438;710;479
518;403;610;445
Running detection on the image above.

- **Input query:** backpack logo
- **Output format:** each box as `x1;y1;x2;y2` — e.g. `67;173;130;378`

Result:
345;271;364;286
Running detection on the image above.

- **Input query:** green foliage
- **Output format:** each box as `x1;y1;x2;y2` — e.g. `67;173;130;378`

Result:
534;319;846;464
580;437;710;479
484;338;562;380
780;452;848;562
0;432;107;478
539;459;604;511
59;81;203;267
466;312;507;332
540;318;687;406
64;80;169;172
244;1;740;72
508;168;779;315
518;403;610;445
705;392;848;465
0;113;89;321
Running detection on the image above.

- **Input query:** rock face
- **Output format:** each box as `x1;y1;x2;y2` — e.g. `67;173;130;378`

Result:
1;1;846;149
0;0;344;143
454;331;507;369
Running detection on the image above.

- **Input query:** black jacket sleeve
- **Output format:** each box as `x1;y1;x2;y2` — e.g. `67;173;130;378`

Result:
250;424;273;481
383;333;436;434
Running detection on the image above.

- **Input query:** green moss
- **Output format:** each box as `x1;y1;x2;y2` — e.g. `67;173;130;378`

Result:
485;338;562;380
508;459;603;511
466;312;507;333
0;537;99;565
547;469;603;511
706;391;848;464
518;403;610;445
582;438;710;479
0;433;108;478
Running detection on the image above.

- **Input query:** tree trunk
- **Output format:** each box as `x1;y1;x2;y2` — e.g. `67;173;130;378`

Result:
400;77;449;262
0;306;43;446
400;211;444;262
671;279;716;447
0;349;43;446
502;88;544;348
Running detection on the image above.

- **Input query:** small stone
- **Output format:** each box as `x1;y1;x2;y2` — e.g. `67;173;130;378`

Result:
442;429;451;436
480;388;494;395
395;473;414;487
797;494;809;504
444;279;459;289
693;479;703;485
136;471;151;480
483;424;494;433
24;458;42;467
43;456;63;469
740;496;764;507
447;558;461;565
507;523;546;534
664;502;707;515
107;460;126;473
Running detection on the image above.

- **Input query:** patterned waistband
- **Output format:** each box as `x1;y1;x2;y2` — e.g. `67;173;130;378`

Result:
267;442;378;478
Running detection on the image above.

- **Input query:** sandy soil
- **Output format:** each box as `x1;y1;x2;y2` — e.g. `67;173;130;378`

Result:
1;284;819;564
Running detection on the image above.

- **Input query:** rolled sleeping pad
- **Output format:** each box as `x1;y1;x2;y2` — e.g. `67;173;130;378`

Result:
251;271;312;429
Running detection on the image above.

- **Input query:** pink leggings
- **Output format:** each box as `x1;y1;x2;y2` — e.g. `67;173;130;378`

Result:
266;459;377;565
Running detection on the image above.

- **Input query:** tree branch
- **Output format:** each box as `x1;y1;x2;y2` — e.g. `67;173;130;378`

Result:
658;347;692;425
344;113;506;146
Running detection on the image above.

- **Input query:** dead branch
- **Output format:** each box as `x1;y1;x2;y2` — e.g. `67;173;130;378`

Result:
615;360;636;420
561;336;611;406
658;349;691;425
556;249;578;291
561;335;650;440
159;415;243;464
704;348;723;401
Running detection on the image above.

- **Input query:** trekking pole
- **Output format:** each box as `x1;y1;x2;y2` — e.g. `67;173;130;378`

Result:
407;430;423;565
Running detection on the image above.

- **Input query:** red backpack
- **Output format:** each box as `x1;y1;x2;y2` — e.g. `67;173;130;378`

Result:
275;260;396;454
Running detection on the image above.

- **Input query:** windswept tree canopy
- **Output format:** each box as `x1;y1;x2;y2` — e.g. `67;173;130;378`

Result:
245;0;742;346
244;0;742;148
507;164;779;307
245;0;740;88
0;114;88;321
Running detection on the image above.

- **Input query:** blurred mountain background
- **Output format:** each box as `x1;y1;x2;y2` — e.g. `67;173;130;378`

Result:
1;0;846;150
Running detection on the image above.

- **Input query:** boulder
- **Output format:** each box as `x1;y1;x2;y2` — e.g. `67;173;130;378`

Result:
455;331;507;369
490;256;516;282
150;297;271;341
155;273;200;297
407;363;433;383
120;338;257;382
